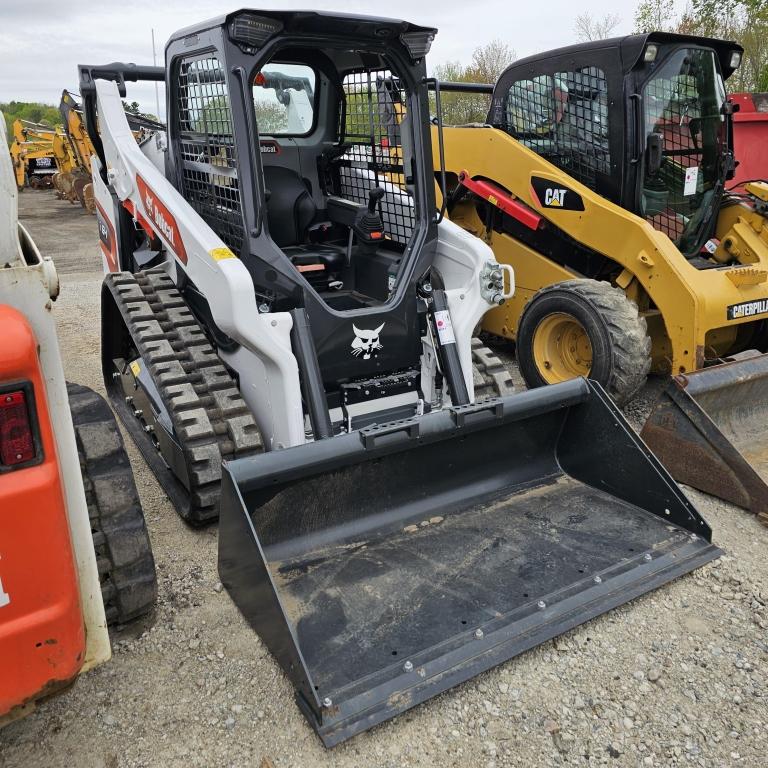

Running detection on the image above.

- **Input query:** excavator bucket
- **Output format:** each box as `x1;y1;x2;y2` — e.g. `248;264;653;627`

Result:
219;379;719;746
641;351;768;525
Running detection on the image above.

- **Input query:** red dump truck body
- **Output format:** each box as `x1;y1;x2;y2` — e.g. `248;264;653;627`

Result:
730;93;768;190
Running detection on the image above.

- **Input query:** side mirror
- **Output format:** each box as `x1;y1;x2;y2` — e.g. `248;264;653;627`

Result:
646;133;663;176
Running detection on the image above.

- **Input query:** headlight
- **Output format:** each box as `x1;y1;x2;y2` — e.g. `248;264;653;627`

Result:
229;13;283;49
644;44;658;63
730;51;742;69
399;31;436;60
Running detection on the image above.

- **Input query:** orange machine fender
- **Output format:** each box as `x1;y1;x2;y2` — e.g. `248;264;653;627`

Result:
0;305;85;717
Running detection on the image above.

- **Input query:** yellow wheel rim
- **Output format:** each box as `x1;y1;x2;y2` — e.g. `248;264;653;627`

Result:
532;313;592;383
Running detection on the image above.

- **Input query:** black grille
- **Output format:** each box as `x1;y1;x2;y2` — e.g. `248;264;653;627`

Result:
177;55;245;254
331;70;415;247
503;67;610;190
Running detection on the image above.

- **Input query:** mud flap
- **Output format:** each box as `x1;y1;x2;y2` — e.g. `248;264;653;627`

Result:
641;352;768;525
219;379;720;746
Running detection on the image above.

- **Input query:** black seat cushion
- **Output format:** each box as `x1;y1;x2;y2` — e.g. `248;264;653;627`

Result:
263;165;316;248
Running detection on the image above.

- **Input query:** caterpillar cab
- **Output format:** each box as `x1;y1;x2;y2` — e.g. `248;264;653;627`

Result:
434;33;768;523
80;11;719;746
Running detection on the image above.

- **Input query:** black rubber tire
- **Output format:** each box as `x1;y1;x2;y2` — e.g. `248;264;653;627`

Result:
516;279;651;405
471;338;515;399
67;382;157;625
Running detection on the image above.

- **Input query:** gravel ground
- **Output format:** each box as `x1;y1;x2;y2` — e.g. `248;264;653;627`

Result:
2;190;766;768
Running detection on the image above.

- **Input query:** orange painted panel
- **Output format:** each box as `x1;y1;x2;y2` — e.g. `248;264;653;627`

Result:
0;305;85;717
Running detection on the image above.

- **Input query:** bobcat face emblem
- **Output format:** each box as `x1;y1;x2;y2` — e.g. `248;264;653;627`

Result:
351;323;384;359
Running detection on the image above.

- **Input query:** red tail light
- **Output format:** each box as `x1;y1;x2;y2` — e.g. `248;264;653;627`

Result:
0;390;36;466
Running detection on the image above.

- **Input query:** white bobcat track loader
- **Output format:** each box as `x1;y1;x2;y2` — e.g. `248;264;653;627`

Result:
80;9;719;746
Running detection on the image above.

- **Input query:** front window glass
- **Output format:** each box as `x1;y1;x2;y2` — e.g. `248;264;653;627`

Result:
641;48;726;253
253;63;316;136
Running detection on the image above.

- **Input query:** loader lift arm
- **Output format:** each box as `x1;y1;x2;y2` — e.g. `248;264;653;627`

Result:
79;63;165;183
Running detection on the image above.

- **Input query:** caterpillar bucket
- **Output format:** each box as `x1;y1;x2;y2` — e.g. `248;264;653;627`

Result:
642;351;768;525
219;379;720;746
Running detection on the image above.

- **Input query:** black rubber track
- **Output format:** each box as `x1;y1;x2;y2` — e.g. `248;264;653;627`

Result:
103;269;263;525
67;382;156;625
471;337;515;399
517;279;651;406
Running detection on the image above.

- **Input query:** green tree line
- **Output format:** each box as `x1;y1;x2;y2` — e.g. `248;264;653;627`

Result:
1;101;60;145
635;0;768;91
431;40;517;125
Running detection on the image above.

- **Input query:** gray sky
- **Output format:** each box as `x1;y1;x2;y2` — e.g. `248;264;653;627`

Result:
0;0;661;117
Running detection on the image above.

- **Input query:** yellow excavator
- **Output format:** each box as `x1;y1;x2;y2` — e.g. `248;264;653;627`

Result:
56;91;99;211
426;32;768;523
9;120;61;190
55;90;165;213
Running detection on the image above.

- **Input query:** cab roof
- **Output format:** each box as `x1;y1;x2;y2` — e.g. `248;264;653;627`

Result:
501;31;743;82
169;9;437;60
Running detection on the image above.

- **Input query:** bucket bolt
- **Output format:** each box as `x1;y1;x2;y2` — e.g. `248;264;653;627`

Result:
474;628;484;639
537;600;547;610
322;697;333;708
403;661;413;673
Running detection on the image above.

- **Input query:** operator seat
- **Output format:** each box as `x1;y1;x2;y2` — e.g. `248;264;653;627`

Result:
262;165;344;274
263;165;315;248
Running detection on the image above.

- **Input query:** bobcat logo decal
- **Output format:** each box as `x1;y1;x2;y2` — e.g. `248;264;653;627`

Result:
351;323;384;359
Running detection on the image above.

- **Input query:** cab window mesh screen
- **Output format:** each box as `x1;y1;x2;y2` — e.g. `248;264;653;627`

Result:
504;68;610;190
330;70;415;247
638;49;725;254
643;75;702;242
177;55;245;253
643;72;713;244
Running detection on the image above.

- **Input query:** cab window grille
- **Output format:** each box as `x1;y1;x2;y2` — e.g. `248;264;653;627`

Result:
330;70;415;247
638;48;726;254
504;67;610;191
177;55;245;254
641;70;711;245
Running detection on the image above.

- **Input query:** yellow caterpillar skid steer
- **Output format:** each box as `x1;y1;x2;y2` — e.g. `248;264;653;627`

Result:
434;33;768;523
80;11;719;745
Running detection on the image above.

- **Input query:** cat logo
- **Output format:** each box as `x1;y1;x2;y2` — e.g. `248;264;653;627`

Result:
544;188;567;207
531;176;585;211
